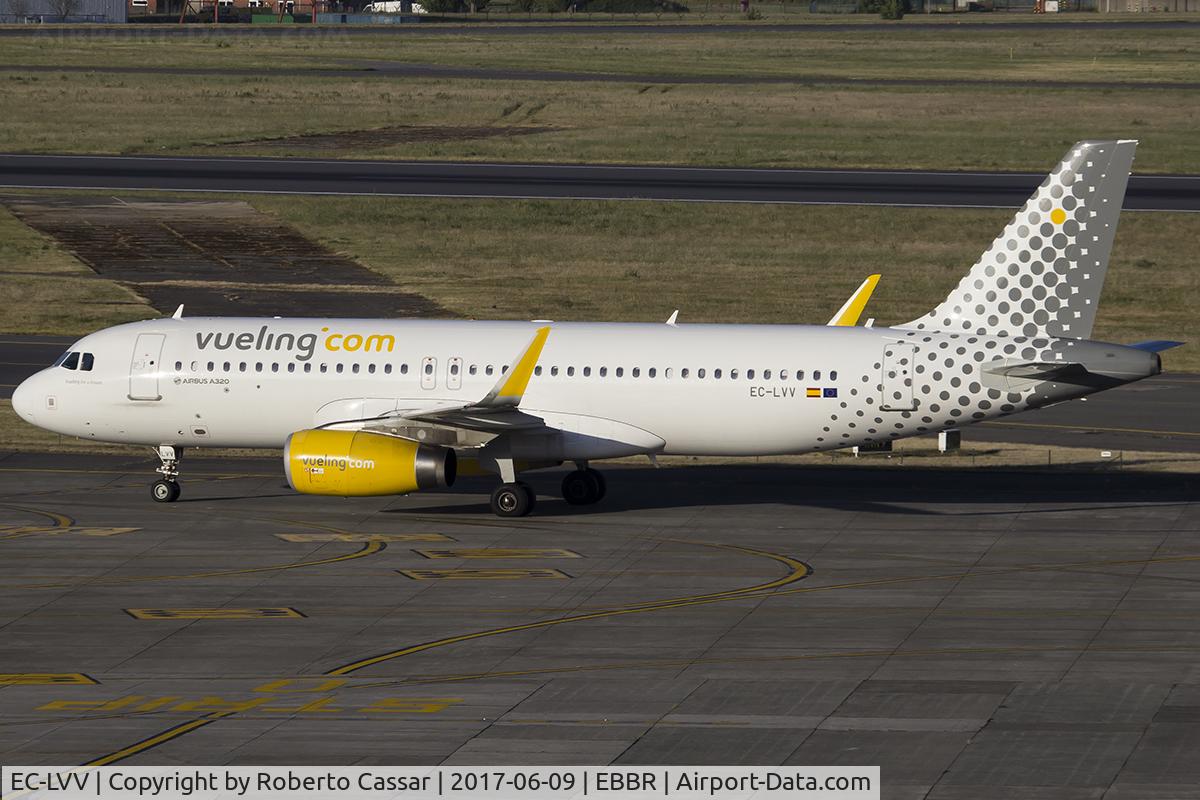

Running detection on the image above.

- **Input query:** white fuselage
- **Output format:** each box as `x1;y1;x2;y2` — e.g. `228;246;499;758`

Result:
11;317;1159;460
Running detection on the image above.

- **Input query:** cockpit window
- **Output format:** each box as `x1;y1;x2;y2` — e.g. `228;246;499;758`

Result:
80;353;94;371
61;352;80;370
52;351;69;367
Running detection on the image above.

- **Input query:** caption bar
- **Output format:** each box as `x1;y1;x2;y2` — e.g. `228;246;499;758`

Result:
2;767;878;800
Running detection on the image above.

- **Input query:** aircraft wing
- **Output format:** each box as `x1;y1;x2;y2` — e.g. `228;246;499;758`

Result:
827;275;880;326
395;326;553;434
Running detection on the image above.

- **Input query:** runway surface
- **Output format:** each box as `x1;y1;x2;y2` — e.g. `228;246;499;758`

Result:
7;62;1199;91
1;19;1196;35
1;452;1199;798
2;154;1198;210
4;336;1197;453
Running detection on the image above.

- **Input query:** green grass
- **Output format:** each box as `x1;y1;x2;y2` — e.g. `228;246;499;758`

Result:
4;25;1200;84
1;24;1199;171
0;206;154;334
2;72;1197;172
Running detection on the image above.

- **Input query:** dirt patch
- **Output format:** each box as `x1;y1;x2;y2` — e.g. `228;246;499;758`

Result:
5;196;386;285
229;125;556;151
4;195;451;318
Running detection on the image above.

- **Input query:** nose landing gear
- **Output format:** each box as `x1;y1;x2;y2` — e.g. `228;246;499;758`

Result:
151;445;182;503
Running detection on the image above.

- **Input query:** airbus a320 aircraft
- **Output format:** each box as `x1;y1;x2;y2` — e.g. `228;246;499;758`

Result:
11;141;1181;516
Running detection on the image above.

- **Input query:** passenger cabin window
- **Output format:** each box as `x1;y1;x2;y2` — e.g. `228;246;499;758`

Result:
730;369;739;380
384;364;392;375
714;369;722;379
336;364;344;374
796;370;805;380
632;368;640;378
697;368;706;378
567;366;575;377
747;369;755;380
400;364;409;375
599;367;608;377
814;370;821;380
583;367;591;377
175;361;182;371
486;365;494;376
681;368;689;378
352;364;360;374
830;370;838;380
535;366;543;376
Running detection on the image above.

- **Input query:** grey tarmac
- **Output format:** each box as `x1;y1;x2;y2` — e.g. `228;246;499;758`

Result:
1;154;1198;210
1;452;1199;800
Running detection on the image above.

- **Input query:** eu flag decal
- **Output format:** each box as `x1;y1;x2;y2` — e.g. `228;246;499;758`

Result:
823;388;838;398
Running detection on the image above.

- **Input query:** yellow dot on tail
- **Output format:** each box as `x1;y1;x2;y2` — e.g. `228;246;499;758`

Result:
1050;208;1067;225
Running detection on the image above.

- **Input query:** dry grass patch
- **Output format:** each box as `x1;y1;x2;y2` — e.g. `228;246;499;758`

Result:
0;72;1197;171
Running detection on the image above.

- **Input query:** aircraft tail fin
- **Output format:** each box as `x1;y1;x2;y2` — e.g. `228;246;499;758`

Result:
901;140;1137;340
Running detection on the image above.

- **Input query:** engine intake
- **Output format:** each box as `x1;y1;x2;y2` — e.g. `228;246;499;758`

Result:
284;429;456;497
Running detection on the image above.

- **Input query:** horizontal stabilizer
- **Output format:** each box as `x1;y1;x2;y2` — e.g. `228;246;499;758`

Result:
1128;340;1185;353
985;361;1086;381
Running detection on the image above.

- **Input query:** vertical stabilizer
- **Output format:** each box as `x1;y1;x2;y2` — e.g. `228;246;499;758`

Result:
902;140;1136;339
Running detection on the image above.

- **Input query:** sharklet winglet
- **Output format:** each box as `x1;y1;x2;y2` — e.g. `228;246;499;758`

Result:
828;275;880;327
472;326;551;410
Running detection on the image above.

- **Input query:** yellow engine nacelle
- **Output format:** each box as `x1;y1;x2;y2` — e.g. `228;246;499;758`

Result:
284;429;456;497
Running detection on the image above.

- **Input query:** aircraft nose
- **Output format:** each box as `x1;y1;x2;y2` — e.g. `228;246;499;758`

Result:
11;373;37;425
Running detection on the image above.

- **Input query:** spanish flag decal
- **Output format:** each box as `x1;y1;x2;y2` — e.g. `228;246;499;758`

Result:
805;388;821;398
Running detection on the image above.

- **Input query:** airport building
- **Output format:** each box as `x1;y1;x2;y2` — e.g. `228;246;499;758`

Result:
1;0;126;21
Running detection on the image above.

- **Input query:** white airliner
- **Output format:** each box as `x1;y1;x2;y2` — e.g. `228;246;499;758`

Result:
11;141;1180;516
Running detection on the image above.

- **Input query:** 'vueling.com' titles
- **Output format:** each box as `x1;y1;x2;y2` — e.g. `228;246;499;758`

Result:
195;326;396;362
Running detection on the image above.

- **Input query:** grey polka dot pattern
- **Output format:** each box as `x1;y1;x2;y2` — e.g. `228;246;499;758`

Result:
802;142;1147;455
902;140;1137;340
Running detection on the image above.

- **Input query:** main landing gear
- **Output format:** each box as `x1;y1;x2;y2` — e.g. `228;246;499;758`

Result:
487;460;607;518
561;467;606;507
490;482;536;517
151;445;182;503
